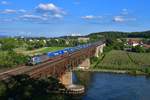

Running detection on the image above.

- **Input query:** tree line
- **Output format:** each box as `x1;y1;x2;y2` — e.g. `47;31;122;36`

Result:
0;75;70;100
88;30;150;39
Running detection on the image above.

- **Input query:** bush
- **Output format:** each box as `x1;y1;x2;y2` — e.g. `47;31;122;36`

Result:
0;75;66;100
103;46;113;53
146;48;150;53
0;51;28;68
132;46;145;53
0;38;17;51
90;57;98;64
144;68;150;74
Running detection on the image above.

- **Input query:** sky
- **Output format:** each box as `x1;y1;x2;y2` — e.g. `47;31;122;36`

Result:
0;0;150;37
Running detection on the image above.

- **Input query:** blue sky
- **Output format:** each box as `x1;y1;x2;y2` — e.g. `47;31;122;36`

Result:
0;0;150;37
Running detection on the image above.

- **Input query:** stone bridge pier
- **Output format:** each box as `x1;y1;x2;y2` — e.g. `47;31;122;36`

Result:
78;58;90;69
60;43;106;85
95;43;106;57
60;71;73;85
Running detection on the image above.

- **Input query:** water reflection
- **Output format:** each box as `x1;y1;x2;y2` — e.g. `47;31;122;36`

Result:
73;72;150;100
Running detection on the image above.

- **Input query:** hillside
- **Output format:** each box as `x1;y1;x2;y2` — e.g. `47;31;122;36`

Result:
87;30;150;39
0;34;8;38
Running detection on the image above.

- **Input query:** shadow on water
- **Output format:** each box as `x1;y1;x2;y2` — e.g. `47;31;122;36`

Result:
65;94;84;100
72;72;150;100
69;71;93;100
73;71;93;90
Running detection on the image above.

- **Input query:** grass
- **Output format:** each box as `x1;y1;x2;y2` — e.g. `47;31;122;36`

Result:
15;47;66;56
127;52;150;66
95;50;150;71
95;50;150;75
97;50;141;70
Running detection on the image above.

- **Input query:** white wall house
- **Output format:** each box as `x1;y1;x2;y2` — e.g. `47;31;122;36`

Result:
127;39;143;47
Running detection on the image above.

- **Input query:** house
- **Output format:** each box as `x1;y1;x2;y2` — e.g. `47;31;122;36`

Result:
43;40;47;43
143;44;150;48
65;40;69;45
78;37;90;42
29;39;33;42
127;39;143;47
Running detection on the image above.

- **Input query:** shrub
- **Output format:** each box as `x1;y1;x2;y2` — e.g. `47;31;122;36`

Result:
0;51;28;68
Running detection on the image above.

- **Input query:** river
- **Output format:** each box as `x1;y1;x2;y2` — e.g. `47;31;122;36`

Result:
73;72;150;100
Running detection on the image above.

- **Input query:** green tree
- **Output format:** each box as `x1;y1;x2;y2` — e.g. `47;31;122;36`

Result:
0;75;66;100
0;51;28;68
0;38;17;51
132;46;145;53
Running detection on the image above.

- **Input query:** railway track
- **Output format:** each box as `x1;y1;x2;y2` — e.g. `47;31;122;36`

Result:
0;41;105;80
0;54;69;80
0;66;30;80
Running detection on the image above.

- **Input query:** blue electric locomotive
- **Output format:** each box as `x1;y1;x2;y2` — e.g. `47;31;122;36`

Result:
27;42;93;66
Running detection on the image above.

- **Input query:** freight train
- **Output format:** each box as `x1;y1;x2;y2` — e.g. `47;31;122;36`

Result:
27;43;93;66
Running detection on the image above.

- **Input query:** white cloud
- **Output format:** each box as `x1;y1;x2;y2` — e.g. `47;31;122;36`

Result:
18;9;26;13
0;9;16;14
35;3;66;20
20;14;47;21
82;15;94;20
113;9;136;23
81;15;102;20
126;18;136;21
36;3;66;15
0;9;27;14
0;3;66;24
113;16;136;23
0;18;14;23
121;8;129;15
0;1;10;5
113;16;125;22
53;14;63;19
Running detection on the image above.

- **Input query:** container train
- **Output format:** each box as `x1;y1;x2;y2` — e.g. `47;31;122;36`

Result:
27;43;93;66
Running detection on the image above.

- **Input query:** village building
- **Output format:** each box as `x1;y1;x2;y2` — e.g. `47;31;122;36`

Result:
78;37;90;42
143;44;150;48
127;39;143;47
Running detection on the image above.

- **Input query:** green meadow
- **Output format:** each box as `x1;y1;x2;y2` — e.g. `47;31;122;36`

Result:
96;50;150;71
15;47;66;56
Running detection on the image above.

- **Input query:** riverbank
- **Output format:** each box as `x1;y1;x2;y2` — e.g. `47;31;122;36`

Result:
73;68;148;76
89;50;150;76
74;69;127;74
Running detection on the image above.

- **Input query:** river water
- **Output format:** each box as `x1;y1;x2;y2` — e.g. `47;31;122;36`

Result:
73;72;150;100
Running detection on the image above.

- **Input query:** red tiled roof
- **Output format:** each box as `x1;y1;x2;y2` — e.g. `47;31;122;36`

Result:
143;44;150;48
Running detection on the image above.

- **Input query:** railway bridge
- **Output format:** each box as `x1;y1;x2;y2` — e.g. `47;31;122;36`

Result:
0;41;105;86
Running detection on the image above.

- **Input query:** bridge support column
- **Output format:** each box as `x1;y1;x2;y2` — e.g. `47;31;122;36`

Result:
78;58;90;69
95;43;106;57
60;71;72;85
60;71;85;95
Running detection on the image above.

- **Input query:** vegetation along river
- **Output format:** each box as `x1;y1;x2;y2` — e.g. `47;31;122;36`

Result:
73;72;150;100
